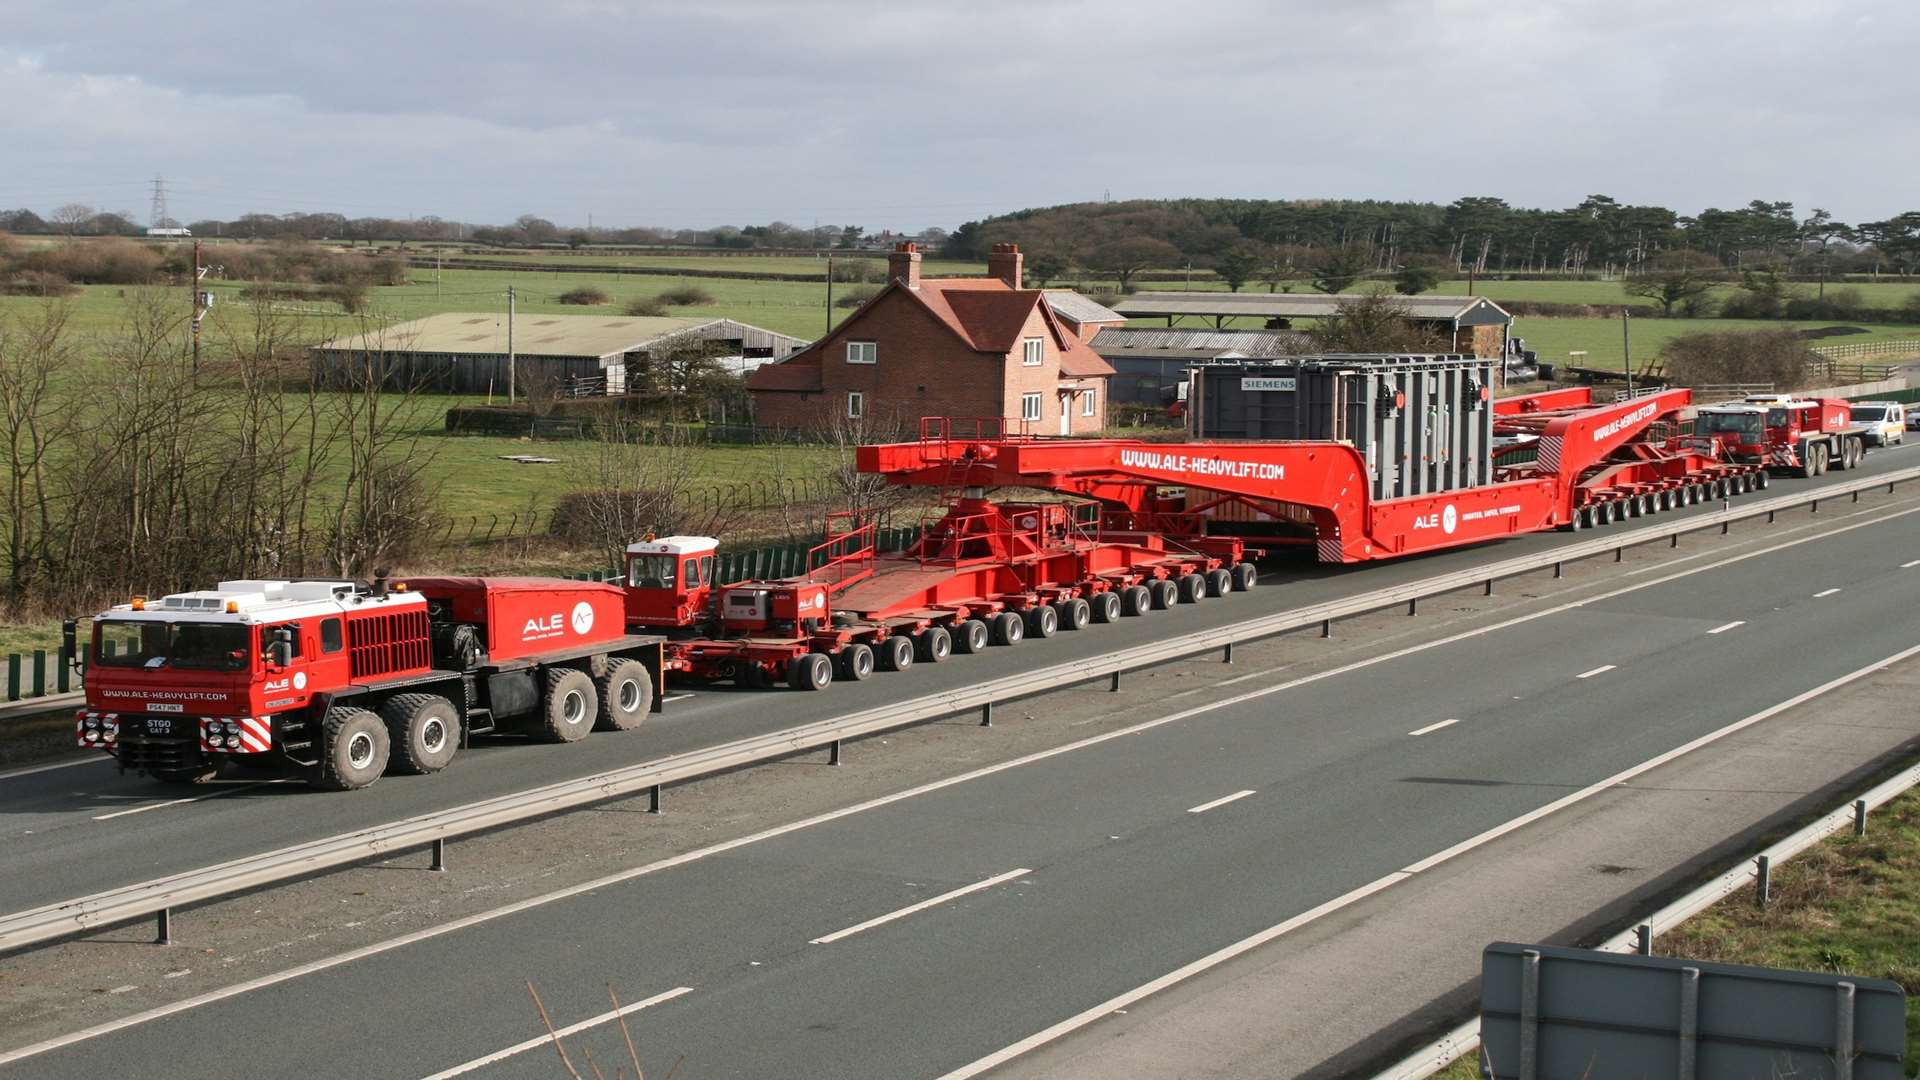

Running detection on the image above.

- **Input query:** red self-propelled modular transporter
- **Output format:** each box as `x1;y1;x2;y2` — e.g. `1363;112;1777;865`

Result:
78;577;665;790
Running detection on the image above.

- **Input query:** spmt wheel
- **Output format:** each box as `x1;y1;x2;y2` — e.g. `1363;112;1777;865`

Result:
786;652;833;691
1204;568;1233;597
954;619;991;654
838;642;875;681
990;611;1025;645
1176;573;1206;603
1120;585;1152;616
1149;579;1179;610
915;625;953;663
1230;563;1257;591
878;634;915;672
1026;604;1059;638
1057;598;1091;631
1090;591;1122;623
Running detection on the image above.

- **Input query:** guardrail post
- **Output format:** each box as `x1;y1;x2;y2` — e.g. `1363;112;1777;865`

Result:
1811;499;1819;514
1553;561;1563;579
979;702;994;727
1768;509;1776;523
1670;532;1680;548
5;653;17;701
647;784;662;814
1320;618;1332;637
155;907;172;946
431;838;447;872
1854;799;1868;836
1614;546;1624;562
1109;671;1121;692
1755;854;1771;907
1636;923;1653;955
1722;519;1730;535
1221;642;1234;664
1406;597;1418;616
1852;489;1860;503
828;739;842;766
31;649;44;697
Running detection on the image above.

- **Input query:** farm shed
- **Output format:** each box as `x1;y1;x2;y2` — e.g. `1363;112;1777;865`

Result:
1111;293;1514;358
1089;327;1309;405
310;313;808;395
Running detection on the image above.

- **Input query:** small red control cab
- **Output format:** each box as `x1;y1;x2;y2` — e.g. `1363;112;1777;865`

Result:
624;536;719;630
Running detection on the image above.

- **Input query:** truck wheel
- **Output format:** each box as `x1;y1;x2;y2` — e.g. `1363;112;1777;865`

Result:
736;663;766;689
1755;471;1769;489
1026;604;1059;638
955;619;991;654
786;652;832;691
1149;579;1179;610
537;667;597;743
1058;598;1091;630
1231;563;1258;591
594;659;652;732
1120;585;1152;616
878;634;915;672
379;693;460;773
1205;569;1233;597
152;764;222;786
915;626;953;663
990;611;1026;645
1090;591;1122;623
1177;573;1206;603
313;707;389;791
1831;439;1850;472
838;642;875;681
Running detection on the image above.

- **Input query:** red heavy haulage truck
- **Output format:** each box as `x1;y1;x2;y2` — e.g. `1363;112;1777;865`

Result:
1691;394;1870;477
77;577;664;790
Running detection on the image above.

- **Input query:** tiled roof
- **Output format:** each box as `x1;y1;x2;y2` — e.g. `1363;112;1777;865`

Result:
744;353;822;391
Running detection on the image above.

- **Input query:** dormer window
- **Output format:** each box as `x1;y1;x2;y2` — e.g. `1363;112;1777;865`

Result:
1021;338;1044;366
846;341;877;365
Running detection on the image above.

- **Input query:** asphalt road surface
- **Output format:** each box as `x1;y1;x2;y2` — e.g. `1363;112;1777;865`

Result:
5;455;1916;1079
2;441;1913;918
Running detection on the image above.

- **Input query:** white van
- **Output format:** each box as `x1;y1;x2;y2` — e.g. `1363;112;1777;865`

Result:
1850;401;1906;446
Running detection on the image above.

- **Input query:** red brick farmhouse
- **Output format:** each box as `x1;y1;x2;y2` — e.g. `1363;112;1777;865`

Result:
747;243;1115;435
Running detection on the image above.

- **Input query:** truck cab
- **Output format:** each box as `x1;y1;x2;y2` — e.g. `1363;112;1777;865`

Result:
1693;395;1858;474
623;535;719;630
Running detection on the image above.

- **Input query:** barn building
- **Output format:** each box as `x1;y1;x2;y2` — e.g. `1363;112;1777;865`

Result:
310;313;808;395
1089;327;1309;406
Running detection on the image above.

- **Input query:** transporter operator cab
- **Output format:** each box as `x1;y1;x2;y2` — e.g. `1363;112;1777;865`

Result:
624;535;718;630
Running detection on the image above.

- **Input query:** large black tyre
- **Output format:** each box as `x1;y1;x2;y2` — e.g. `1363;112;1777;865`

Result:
313;707;389;791
537;667;597;743
379;693;460;774
915;625;953;663
954;619;991;654
1204;568;1233;597
838;642;875;680
1149;579;1179;610
1231;563;1257;591
878;634;915;672
1119;584;1152;616
990;611;1025;645
1090;591;1122;623
1026;604;1059;638
787;652;832;691
1057;598;1091;631
594;659;652;732
151;764;222;786
1755;470;1769;490
1176;573;1206;604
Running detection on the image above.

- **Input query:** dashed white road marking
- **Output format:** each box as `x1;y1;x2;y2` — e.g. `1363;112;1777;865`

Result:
1813;587;1842;598
1706;621;1745;635
1407;719;1460;737
1576;665;1617;679
0;756;107;782
419;985;693;1079
1902;559;1920;569
1186;790;1257;814
91;781;287;821
810;868;1031;946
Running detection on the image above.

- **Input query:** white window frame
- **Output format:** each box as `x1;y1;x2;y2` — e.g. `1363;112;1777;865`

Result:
1020;392;1043;422
1021;337;1044;366
846;341;877;365
1081;388;1097;417
847;391;864;419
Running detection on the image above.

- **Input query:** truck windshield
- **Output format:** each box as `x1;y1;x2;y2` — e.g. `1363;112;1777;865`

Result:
627;555;677;590
94;619;252;671
1696;412;1761;436
1766;408;1788;429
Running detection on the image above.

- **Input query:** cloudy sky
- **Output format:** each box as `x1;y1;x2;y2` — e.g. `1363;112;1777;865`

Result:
5;0;1915;231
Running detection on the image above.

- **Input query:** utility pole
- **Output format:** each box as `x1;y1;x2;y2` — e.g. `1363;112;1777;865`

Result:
189;240;213;375
1621;306;1634;395
825;255;833;334
506;286;517;404
435;250;442;297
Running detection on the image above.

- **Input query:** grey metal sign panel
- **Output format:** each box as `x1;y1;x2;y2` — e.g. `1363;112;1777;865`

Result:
1480;942;1905;1080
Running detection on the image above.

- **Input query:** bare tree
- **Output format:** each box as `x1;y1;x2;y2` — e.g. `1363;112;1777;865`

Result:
552;422;738;572
0;302;79;605
50;203;95;236
314;313;439;575
1622;251;1724;316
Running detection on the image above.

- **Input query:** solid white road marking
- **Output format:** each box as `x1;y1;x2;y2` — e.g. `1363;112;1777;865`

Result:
1407;719;1460;737
1706;621;1745;635
1902;559;1920;569
809;868;1030;946
418;986;693;1079
10;501;1920;1068
1576;665;1616;679
1813;587;1842;597
91;781;286;821
936;640;1920;1079
0;756;107;782
1186;790;1257;814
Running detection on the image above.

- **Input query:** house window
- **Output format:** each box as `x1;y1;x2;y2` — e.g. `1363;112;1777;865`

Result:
1081;389;1097;417
846;341;877;365
1021;392;1043;422
1021;338;1044;366
847;391;864;419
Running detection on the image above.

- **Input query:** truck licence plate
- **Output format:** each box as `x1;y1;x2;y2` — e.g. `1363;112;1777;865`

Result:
146;717;173;735
148;703;184;713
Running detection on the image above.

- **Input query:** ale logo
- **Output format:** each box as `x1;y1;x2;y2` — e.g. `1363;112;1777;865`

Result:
293;671;308;691
1441;504;1458;535
571;601;595;635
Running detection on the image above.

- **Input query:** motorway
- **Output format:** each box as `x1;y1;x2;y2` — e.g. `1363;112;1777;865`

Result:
3;452;1917;1077
2;441;1916;918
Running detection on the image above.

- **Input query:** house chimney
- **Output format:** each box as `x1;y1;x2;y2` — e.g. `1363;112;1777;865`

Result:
988;242;1024;288
888;241;922;289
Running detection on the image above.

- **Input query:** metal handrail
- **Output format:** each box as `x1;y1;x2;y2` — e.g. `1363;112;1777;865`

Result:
4;464;1916;955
